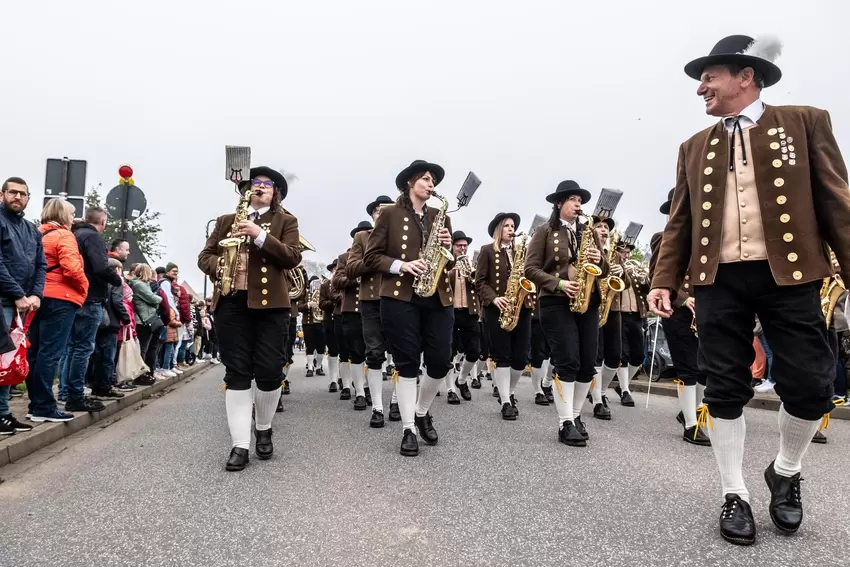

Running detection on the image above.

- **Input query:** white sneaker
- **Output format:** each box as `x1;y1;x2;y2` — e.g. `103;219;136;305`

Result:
211;358;221;365
754;379;775;394
162;370;177;378
172;367;184;375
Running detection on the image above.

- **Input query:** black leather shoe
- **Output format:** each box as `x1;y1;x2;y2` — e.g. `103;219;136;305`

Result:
683;425;711;446
620;390;635;407
340;387;351;400
388;402;401;421
255;429;273;459
510;394;519;416
306;368;314;378
414;413;438;445
676;411;685;426
542;385;554;403
383;372;388;381
492;386;500;398
365;387;372;406
764;461;804;533
315;368;325;376
337;378;343;389
370;410;385;428
558;421;586;447
283;381;291;395
574;416;589;439
400;428;419;457
535;393;550;406
719;494;756;545
226;447;250;471
447;391;461;405
353;395;368;411
811;430;827;444
329;382;338;393
470;377;482;389
501;402;517;421
456;379;472;401
276;398;284;413
593;402;611;420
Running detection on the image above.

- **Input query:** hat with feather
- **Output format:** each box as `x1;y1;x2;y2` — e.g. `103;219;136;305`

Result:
685;35;783;88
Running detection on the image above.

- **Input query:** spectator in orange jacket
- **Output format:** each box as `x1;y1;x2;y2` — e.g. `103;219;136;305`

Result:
25;199;88;422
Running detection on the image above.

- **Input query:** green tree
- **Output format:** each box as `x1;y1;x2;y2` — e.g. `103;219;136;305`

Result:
630;242;650;263
85;183;164;260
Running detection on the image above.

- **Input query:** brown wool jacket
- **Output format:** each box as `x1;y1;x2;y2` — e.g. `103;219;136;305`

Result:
475;244;534;310
331;251;361;313
363;203;455;307
297;278;323;325
319;276;341;317
346;229;382;302
447;266;480;315
524;222;609;299
198;209;301;311
650;231;691;305
652;105;850;297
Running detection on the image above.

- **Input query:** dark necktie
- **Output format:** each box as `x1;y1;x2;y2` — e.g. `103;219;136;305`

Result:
728;116;748;171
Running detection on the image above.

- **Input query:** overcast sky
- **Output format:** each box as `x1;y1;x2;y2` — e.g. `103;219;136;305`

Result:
3;0;848;293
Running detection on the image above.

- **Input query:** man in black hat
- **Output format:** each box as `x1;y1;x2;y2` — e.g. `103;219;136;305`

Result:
298;275;326;377
445;230;480;403
198;165;301;471
649;35;850;544
345;195;395;427
319;260;341;393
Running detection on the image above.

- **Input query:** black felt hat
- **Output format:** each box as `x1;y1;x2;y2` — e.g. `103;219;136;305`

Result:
452;230;473;246
591;216;615;231
545;180;591;205
350;220;373;238
684;34;783;88
366;195;394;216
488;212;521;238
308;275;319;282
615;241;635;252
659;188;675;215
395;160;445;191
327;259;338;272
241;166;288;200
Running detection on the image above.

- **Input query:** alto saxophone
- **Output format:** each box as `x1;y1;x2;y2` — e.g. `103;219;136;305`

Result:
571;212;603;314
216;187;253;297
598;229;625;327
821;249;846;328
413;191;454;297
499;232;537;331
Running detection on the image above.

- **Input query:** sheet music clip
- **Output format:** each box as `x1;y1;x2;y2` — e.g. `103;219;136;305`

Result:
455;172;482;208
225;146;251;190
622;222;643;246
529;213;548;236
592;188;624;220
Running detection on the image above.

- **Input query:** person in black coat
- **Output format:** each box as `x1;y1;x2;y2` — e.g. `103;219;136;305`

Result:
89;258;131;397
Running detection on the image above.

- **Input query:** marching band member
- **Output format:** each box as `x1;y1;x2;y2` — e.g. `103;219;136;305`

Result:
364;159;455;457
345;195;395;428
198;166;301;471
649;35;850;545
446;230;481;403
525;181;606;446
650;190;710;447
476;212;533;420
298;275;325;377
319;261;340;392
591;216;622;420
611;241;649;406
283;265;306;395
331;250;353;400
529;294;551;405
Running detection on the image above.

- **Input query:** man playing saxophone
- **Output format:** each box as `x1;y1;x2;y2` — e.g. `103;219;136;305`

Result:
198;166;302;472
363;159;454;457
525;180;606;448
475;212;533;421
591;216;623;420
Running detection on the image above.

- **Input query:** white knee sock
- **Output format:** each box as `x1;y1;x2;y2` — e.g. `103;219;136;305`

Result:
710;415;749;502
226;389;253;449
544;363;555;386
573;381;592;419
316;353;324;369
600;364;618;392
397;377;417;431
415;376;442;417
696;382;706;406
624;364;640;392
386;352;393;366
367;369;384;413
307;354;314;368
494;367;511;405
680;385;698;428
328;357;339;382
341;361;352;389
509;368;522;395
487;359;495;375
445;371;456;393
459;360;475;384
552;380;575;425
254;387;281;431
590;373;603;405
352;362;366;397
775;405;821;477
532;367;545;394
391;385;398;404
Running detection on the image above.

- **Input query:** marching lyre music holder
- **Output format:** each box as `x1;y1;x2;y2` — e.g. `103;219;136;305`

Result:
529;214;548;236
622;222;643;246
225;146;252;191
592;188;624;220
451;171;482;211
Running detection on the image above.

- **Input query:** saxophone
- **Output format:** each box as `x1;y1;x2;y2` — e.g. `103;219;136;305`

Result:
570;212;603;313
215;187;253;297
413;191;454;297
499;232;537;331
821;249;846;328
598;230;626;327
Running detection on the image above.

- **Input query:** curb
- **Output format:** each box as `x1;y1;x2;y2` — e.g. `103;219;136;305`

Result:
629;379;850;420
0;364;216;467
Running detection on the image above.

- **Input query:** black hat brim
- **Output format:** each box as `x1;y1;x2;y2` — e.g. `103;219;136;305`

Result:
247;166;288;199
350;225;372;238
684;54;782;88
592;217;615;231
366;195;395;216
659;202;671;215
395;161;445;191
452;234;473;245
488;213;521;238
326;263;336;271
545;187;592;205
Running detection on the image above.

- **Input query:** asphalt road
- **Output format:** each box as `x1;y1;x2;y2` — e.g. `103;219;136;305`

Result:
2;354;849;567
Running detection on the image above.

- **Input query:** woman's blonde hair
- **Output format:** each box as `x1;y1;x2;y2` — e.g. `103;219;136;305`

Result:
491;217;514;253
41;198;74;228
133;264;154;282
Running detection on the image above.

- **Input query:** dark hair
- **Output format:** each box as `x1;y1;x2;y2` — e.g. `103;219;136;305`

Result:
722;63;765;89
547;202;563;231
2;177;28;193
84;206;107;224
238;181;283;212
395;171;429;213
110;238;128;251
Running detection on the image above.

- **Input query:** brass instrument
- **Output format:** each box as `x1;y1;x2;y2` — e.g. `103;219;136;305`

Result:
623;259;650;285
598;230;626;327
821;249;845;328
310;278;323;322
413;191;454;297
456;254;475;281
287;235;316;299
499;232;537;331
215;188;253;296
571;212;602;313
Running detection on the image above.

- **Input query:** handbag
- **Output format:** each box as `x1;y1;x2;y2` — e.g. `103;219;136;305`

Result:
0;311;35;386
116;327;149;382
144;312;164;333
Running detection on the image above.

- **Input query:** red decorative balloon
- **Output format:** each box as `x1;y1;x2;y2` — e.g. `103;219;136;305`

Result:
118;165;134;179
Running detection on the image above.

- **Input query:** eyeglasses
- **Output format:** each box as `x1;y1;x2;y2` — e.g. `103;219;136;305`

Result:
251;179;275;189
5;190;29;198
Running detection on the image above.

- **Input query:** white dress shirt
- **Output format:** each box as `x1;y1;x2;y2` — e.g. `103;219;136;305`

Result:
722;99;764;131
248;206;270;248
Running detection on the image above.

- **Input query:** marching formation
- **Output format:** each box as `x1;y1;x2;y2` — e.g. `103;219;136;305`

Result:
197;34;850;547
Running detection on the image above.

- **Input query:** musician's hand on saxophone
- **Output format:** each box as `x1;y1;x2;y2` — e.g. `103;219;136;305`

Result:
587;247;602;264
609;263;624;277
234;220;261;239
493;297;511;312
558;279;580;298
401;258;428;276
647;288;674;318
438;228;452;248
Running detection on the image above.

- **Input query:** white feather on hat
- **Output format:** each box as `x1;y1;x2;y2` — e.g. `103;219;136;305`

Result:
742;35;783;63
